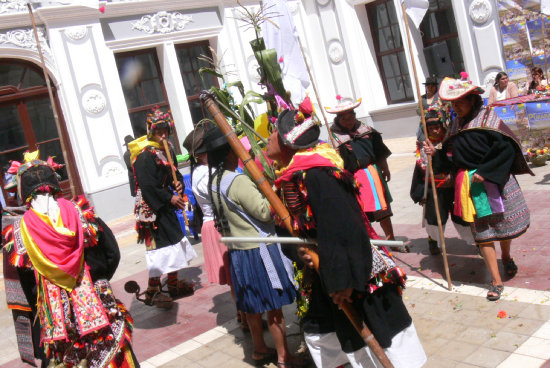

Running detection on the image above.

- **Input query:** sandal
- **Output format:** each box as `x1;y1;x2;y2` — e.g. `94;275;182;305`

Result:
144;289;174;309
503;258;518;276
167;279;195;298
390;245;410;253
277;358;309;368
253;349;277;366
487;283;504;301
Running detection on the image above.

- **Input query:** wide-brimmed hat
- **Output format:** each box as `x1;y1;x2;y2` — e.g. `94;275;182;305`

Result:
423;75;439;85
439;76;485;101
203;125;229;152
276;109;320;149
324;97;362;114
183;121;215;156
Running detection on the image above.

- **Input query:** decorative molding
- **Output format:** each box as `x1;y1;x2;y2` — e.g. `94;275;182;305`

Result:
0;0;26;14
469;0;492;25
132;11;193;34
483;72;498;91
0;28;52;58
316;0;331;6
327;40;344;64
100;161;125;179
82;90;107;114
288;1;298;15
65;26;88;41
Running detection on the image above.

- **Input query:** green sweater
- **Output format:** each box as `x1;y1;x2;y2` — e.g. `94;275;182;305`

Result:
212;171;275;250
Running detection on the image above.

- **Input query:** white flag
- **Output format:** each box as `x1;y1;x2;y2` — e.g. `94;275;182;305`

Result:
543;0;550;15
261;0;310;102
403;0;429;29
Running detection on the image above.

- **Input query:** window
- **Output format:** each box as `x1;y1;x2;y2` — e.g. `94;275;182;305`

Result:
420;0;464;78
366;0;414;104
175;41;219;125
0;60;80;205
115;49;180;151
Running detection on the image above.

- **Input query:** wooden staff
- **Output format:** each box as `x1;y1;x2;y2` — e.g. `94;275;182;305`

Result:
201;92;394;368
27;3;75;197
295;35;337;148
162;139;188;226
402;2;452;290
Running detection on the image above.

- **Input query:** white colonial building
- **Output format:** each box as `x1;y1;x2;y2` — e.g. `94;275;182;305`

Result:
0;0;506;220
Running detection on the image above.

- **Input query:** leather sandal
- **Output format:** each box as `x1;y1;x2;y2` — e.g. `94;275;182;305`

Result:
487;283;504;301
144;289;174;309
253;349;277;366
503;258;518;276
167;280;195;298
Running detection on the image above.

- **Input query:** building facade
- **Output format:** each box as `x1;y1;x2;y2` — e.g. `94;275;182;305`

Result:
0;0;506;221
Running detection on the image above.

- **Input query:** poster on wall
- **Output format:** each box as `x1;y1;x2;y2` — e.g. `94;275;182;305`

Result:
497;0;547;94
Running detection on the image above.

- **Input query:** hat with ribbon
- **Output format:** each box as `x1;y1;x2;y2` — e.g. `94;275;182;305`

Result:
4;150;63;203
439;72;485;101
324;95;362;114
276;97;320;149
146;106;175;138
424;106;446;126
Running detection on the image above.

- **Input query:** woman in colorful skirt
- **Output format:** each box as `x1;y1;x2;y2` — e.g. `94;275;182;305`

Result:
203;126;302;367
425;74;533;301
327;97;407;252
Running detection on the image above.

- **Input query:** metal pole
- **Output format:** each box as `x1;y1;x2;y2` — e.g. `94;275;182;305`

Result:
402;2;452;291
27;3;75;197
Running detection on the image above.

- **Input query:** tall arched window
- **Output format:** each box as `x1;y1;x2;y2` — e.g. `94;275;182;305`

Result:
0;59;80;206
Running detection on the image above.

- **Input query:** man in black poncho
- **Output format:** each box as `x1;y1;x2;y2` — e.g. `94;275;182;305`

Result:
130;107;197;307
266;107;426;368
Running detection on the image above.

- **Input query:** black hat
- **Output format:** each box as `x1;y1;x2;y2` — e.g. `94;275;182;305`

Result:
276;109;320;149
203;125;229;152
183;122;215;156
423;75;439;86
19;165;61;203
123;135;134;147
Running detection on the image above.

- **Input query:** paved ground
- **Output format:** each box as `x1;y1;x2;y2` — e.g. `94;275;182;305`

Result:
1;136;550;367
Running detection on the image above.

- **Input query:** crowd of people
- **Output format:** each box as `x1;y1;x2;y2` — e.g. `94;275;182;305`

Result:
0;69;535;368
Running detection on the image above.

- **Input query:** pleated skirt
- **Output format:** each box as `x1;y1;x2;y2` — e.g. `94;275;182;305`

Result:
230;244;296;314
201;220;232;285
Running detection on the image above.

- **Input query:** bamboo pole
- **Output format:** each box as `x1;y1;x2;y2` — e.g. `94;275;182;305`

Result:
295;35;338;148
402;2;452;291
27;3;75;197
162;139;188;226
201;92;394;368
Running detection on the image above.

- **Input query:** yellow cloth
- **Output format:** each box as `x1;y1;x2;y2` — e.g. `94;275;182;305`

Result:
275;143;344;177
128;135;163;162
254;113;271;139
460;171;476;222
20;210;82;291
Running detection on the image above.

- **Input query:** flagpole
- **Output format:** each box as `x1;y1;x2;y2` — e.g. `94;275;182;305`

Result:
27;3;76;197
295;35;337;148
401;1;452;291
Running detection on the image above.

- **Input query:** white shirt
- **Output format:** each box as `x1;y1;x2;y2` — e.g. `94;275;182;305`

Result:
191;165;214;222
496;88;507;101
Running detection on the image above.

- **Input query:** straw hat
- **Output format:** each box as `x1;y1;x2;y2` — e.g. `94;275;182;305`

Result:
324;97;362;114
438;75;484;101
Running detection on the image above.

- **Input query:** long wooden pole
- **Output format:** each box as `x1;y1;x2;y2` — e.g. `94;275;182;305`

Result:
201;92;394;368
402;2;452;291
27;3;75;197
162;139;188;226
295;35;337;148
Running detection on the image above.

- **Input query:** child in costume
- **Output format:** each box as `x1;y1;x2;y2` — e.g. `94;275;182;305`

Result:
410;107;474;255
2;151;138;368
129;107;197;307
266;108;426;368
